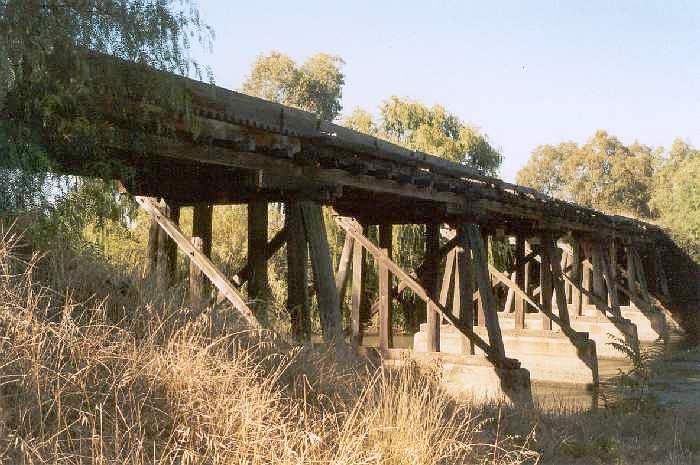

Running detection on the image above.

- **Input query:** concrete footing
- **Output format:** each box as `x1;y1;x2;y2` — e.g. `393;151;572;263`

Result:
414;324;599;386
376;348;532;404
499;312;638;360
590;306;666;342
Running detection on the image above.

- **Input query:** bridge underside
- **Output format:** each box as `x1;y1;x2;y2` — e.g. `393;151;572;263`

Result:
43;55;691;401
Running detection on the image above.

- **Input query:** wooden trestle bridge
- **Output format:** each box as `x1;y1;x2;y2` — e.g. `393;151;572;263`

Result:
50;57;700;399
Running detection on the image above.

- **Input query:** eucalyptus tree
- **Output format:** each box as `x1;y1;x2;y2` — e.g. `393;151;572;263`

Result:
344;98;503;328
517;131;657;218
242;51;345;121
0;0;212;217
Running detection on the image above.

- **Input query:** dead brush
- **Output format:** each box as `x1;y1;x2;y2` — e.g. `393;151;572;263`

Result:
0;231;540;465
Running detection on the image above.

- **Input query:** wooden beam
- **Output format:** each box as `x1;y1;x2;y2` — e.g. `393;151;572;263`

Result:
190;203;213;311
192;203;213;257
378;249;392;350
335;234;354;304
351;223;367;347
233;226;288;287
466;225;506;359
425;223;441;352
633;249;651;302
654;248;671;298
379;224;394;350
247;200;269;322
570;239;583;316
301;202;343;343
156;199;180;289
134;196;263;331
144;198;160;281
514;236;526;329
286;202;310;341
625;244;641;307
540;240;553;331
336;217;517;368
598;244;621;317
590;244;607;313
439;249;456;307
189;237;206;311
454;227;475;353
562;272;617;317
546;236;571;327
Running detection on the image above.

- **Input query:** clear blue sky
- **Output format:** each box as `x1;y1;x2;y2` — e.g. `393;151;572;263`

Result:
193;0;700;182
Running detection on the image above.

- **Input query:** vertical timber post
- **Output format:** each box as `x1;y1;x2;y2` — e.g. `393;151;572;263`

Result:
626;244;640;309
378;224;393;350
608;240;618;308
300;202;343;343
540;239;553;330
571;239;583;316
335;235;354;305
286;202;310;341
455;226;475;354
547;235;571;327
350;223;366;347
145;199;160;281
466;225;505;359
591;244;607;315
514;235;526;329
156;199;180;289
425;223;441;352
190;203;213;311
248;201;269;323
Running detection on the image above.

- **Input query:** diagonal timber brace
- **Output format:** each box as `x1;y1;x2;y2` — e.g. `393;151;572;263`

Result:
336;216;519;369
133;195;264;332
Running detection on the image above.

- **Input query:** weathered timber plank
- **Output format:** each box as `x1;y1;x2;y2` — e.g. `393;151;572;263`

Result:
540;241;554;331
514;236;526;329
337;217;517;368
379;224;394;350
286;202;310;341
351;223;367;347
144;198;160;280
248;201;270;322
454;228;475;353
301;202;343;342
335;235;354;305
466;225;506;359
134;196;262;331
570;239;583;316
425;224;441;352
378;249;392;350
546;237;571;326
233;226;288;287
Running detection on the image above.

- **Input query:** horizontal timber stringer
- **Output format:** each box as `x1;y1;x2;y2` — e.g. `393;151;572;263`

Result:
335;216;520;370
74;53;663;243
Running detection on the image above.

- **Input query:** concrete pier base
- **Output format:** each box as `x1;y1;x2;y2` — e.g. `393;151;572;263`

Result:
602;306;666;341
499;312;638;360
414;324;598;386
375;348;532;404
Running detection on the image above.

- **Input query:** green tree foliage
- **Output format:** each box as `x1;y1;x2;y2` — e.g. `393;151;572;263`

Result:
517;131;657;218
346;97;502;176
518;132;700;263
0;0;211;226
651;140;700;261
242;51;345;121
344;99;503;324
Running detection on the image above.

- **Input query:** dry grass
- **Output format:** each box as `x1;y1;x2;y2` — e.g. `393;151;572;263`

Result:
0;225;698;465
0;227;536;464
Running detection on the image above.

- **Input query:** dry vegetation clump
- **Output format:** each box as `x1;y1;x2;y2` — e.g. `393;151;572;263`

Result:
0;227;535;464
1;225;698;465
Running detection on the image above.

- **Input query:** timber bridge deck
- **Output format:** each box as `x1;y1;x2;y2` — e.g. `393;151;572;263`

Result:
41;57;700;400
